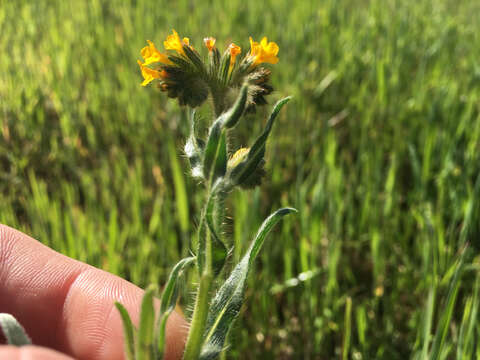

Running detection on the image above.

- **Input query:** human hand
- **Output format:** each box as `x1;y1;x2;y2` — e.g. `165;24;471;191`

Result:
0;224;187;359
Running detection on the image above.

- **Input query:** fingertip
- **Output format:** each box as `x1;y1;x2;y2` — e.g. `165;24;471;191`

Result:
0;345;74;360
165;310;189;360
62;268;189;360
0;224;88;348
0;223;189;360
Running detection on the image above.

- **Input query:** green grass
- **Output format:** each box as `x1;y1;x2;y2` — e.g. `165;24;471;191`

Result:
1;0;480;358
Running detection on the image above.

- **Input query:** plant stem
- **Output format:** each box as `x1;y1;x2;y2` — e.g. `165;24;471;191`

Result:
211;85;225;117
183;228;213;359
184;89;228;358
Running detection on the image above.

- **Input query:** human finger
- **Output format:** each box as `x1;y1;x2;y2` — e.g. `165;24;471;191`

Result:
0;345;74;360
0;224;188;360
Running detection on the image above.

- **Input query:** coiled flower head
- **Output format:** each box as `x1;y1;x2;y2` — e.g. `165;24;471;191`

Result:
137;30;279;112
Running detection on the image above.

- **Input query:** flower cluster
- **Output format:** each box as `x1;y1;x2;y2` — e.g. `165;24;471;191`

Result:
137;29;279;112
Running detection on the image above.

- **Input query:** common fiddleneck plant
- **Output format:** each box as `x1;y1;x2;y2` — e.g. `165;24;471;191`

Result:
126;29;296;360
0;29;295;360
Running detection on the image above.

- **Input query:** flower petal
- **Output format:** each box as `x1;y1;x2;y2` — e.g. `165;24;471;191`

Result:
204;37;216;51
249;36;279;65
164;29;188;55
141;40;171;65
137;60;163;86
228;43;242;69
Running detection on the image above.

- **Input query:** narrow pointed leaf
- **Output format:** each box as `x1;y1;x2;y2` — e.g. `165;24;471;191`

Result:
200;207;297;360
197;181;228;276
156;257;195;358
205;180;228;275
230;97;291;186
168;139;189;233
249;96;291;162
115;303;136;360
159;257;195;315
212;131;227;182
203;119;222;180
0;313;31;346
221;85;248;129
136;285;157;360
429;247;468;360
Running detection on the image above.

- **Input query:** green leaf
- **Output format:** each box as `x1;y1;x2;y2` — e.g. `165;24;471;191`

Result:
203;119;223;181
457;276;479;359
200;207;297;360
0;313;32;346
205;180;228;275
220;85;248;129
342;297;352;360
115;303;136;360
229;96;291;186
249;96;291;161
212;131;227;182
420;287;435;359
159;257;195;315
429;247;468;360
136;285;157;360
203;89;249;182
156;257;195;358
459;172;480;246
168;139;189;233
197;181;228;276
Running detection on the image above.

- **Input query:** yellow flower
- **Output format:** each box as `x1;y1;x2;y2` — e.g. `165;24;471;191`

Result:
228;43;241;68
249;36;279;66
137;60;165;86
164;29;190;55
204;37;216;51
141;40;171;65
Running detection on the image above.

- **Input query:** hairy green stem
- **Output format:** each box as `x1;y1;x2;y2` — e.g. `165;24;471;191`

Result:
213;191;226;238
183;272;213;359
184;228;213;360
184;88;230;358
210;85;226;117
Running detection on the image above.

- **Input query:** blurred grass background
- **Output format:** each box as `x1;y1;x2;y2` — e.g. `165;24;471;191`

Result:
1;0;480;358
